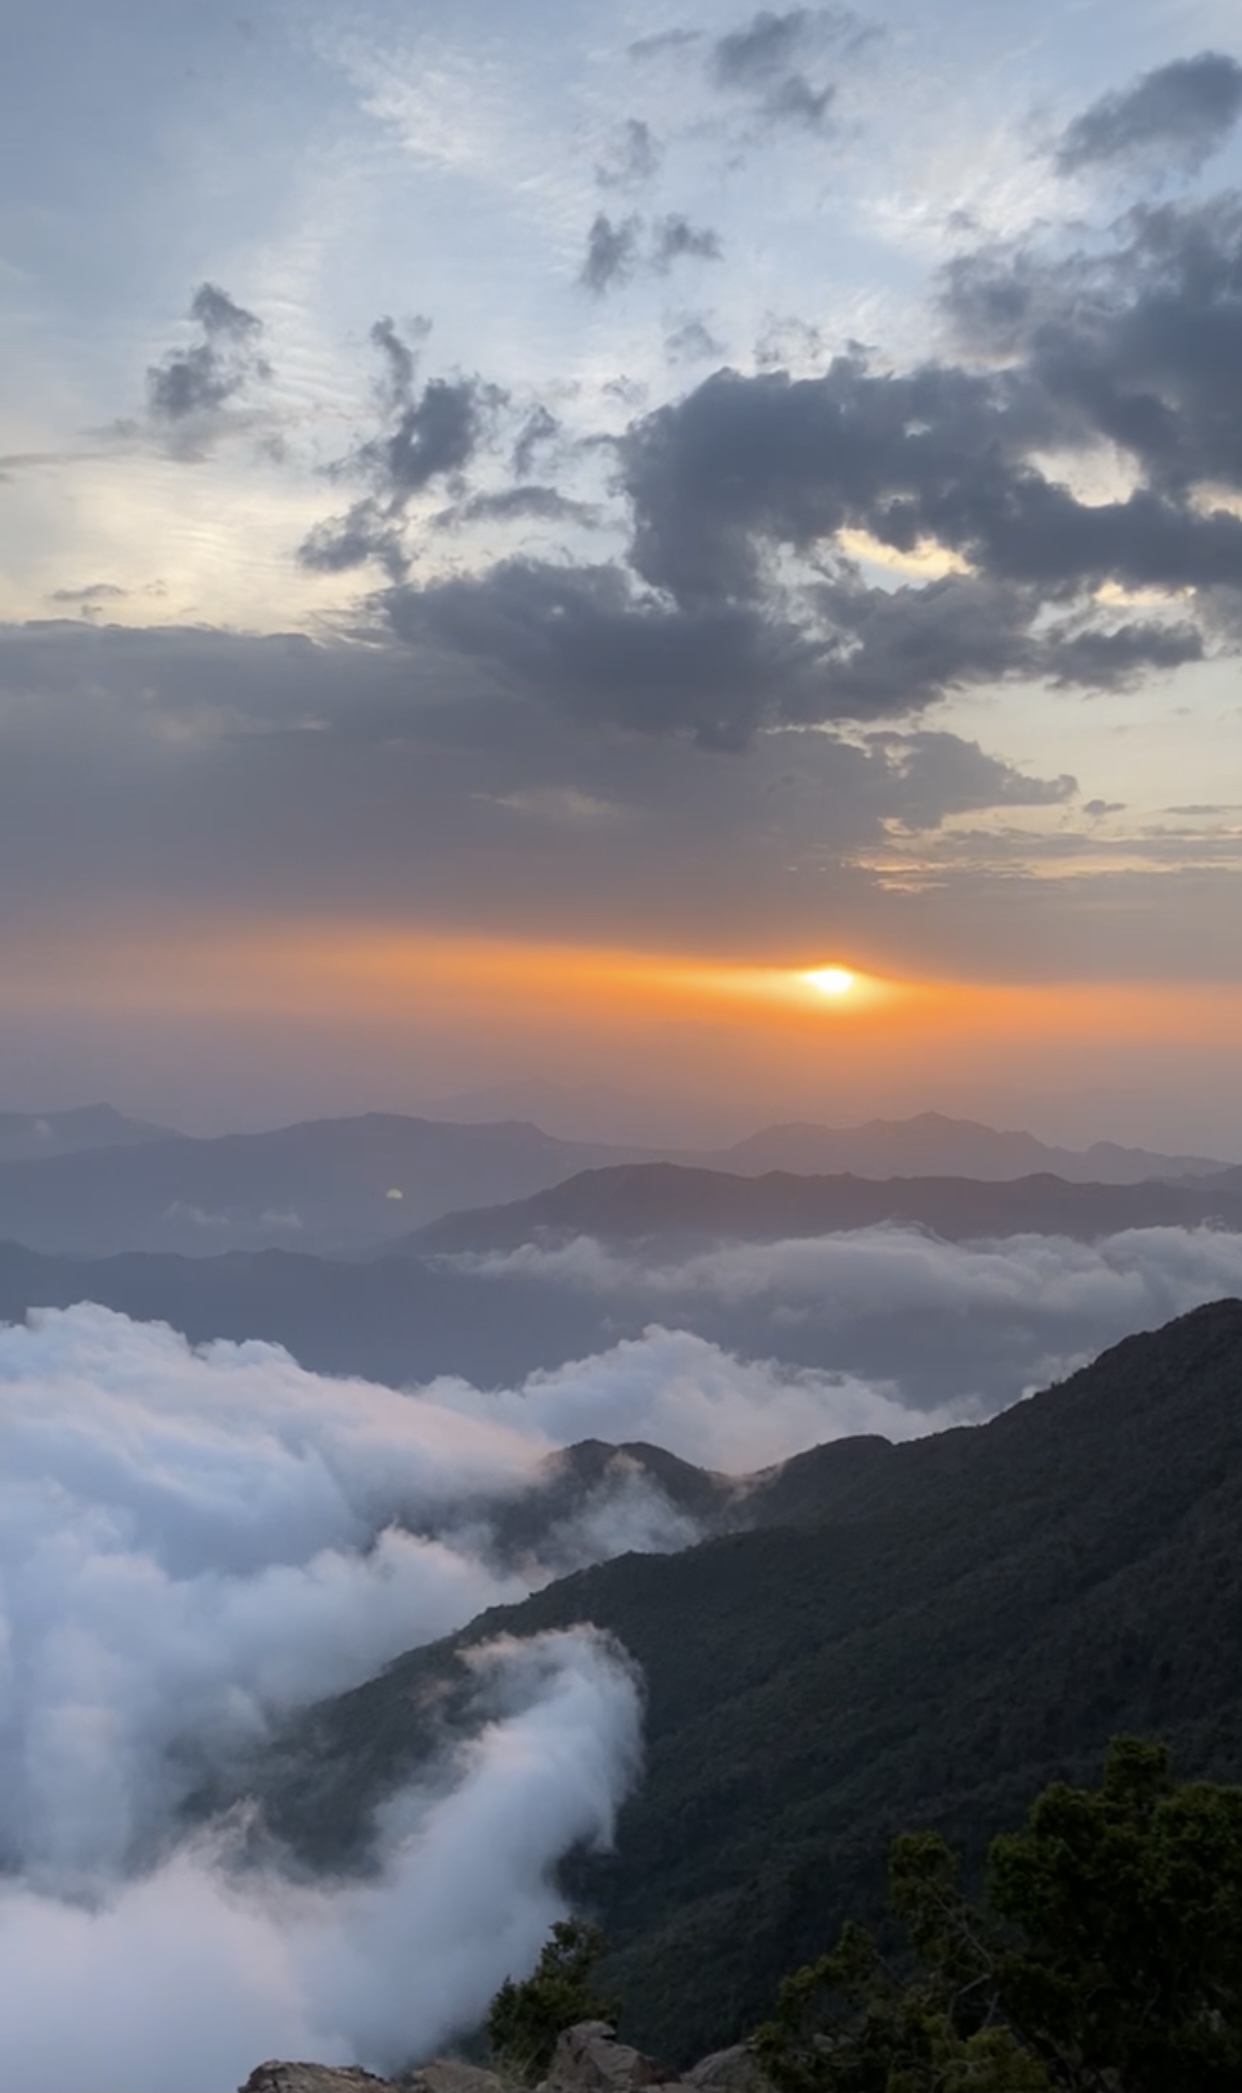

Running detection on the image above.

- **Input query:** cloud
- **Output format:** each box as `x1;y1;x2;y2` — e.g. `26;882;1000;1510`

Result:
436;486;601;532
512;404;561;478
144;284;271;448
596;118;662;189
665;316;726;364
381;556;845;747
421;1323;973;1470
629;28;703;62
1056;52;1242;178
713;9;820;87
0;1282;1011;2087
0;613;1093;965
377;539;1185;745
0;1303;725;1889
580;212;643;293
300;319;501;576
0;1300;740;2086
0;1628;640;2093
651;214;724;270
449;1224;1242;1412
281;149;1242;741
938;194;1242;502
48;583;128;610
708;8;868;130
580;214;723;295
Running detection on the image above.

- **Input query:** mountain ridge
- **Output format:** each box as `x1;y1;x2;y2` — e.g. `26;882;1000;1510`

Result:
0;1106;1230;1258
236;1299;1242;2061
398;1161;1242;1257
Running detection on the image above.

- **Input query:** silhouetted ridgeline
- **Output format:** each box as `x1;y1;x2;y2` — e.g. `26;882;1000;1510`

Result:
399;1160;1242;1255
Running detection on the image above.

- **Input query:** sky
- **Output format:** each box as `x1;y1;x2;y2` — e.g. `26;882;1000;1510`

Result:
4;0;1242;1145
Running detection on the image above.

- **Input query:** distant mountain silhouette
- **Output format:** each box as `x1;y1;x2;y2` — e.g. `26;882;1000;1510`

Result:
418;1099;1234;1178
416;1078;728;1149
0;1114;652;1256
0;1106;1227;1256
705;1110;1230;1183
0;1104;174;1164
402;1161;1242;1256
242;1300;1242;2062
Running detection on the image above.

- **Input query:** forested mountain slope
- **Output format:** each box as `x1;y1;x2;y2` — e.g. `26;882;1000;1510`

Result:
244;1301;1242;2061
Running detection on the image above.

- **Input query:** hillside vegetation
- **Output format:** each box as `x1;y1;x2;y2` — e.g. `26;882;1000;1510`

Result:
238;1300;1242;2061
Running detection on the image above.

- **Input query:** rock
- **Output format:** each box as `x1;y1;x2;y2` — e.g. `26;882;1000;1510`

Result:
685;2046;769;2093
403;2064;507;2093
541;2021;676;2093
238;2065;401;2093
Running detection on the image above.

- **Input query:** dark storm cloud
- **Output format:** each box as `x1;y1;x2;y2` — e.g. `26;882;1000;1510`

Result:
1044;618;1204;686
940;194;1242;497
0;617;1090;961
145;283;270;427
580;213;643;293
367;373;488;491
596;118;662;189
299;318;500;574
287;138;1242;743
382;558;831;748
619;310;1242;633
378;550;1191;744
620;357;1052;604
1056;52;1242;177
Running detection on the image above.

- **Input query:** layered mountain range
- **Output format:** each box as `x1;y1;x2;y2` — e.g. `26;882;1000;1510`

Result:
0;1106;1232;1258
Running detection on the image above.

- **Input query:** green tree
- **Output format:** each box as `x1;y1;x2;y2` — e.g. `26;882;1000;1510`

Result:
756;1739;1242;2092
487;1918;617;2084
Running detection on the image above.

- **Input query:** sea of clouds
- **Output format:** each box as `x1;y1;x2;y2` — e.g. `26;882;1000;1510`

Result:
447;1222;1242;1408
0;1300;969;2093
3;1218;1240;2090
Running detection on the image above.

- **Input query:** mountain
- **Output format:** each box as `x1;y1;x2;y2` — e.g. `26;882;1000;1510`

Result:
0;1114;651;1257
0;1106;1226;1257
401;1161;1242;1256
0;1104;174;1163
238;1301;1242;2062
416;1079;738;1149
707;1111;1231;1183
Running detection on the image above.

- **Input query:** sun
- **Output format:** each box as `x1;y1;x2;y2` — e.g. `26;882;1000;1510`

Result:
804;966;857;997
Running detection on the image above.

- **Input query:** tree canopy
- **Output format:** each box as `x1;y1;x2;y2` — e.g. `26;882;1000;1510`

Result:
486;1918;617;2084
756;1739;1242;2092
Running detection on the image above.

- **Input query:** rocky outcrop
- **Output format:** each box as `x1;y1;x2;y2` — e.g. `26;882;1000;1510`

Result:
540;2021;675;2093
405;2064;506;2093
684;2047;768;2093
240;2022;770;2093
239;2066;402;2093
